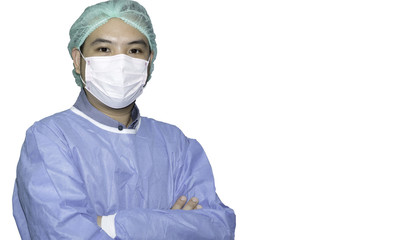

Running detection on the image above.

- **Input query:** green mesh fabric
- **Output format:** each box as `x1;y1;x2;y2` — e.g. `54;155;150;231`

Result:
68;0;157;87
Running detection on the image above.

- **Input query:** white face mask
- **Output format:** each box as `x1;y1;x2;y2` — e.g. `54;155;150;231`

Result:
80;52;149;109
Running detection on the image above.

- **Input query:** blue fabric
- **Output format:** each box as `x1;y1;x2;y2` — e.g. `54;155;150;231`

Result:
12;94;236;239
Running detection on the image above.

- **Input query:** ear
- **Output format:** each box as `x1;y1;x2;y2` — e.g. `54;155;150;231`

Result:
147;51;154;73
144;51;154;87
72;48;82;74
149;51;154;65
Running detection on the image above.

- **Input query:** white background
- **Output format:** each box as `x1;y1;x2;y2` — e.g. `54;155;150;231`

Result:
1;0;394;239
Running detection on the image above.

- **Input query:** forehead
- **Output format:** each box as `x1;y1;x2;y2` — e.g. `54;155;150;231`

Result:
84;18;149;45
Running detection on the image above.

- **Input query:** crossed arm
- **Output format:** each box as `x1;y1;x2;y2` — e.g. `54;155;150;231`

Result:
14;123;235;239
97;196;202;227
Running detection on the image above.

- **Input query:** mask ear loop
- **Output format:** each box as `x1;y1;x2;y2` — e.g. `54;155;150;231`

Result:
78;49;87;85
79;49;87;61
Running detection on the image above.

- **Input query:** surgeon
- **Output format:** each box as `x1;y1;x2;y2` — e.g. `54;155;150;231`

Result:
12;0;235;239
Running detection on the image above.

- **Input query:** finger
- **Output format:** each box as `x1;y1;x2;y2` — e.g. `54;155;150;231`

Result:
194;204;203;210
171;196;187;210
97;216;102;227
182;197;199;210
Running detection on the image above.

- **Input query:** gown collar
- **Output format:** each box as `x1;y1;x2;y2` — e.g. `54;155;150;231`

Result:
73;89;140;130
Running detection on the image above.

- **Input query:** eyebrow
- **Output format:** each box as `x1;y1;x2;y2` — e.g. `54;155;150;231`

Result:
90;38;112;46
128;39;148;47
90;38;148;47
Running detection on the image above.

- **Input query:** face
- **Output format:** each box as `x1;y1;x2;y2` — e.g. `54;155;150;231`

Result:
72;18;152;80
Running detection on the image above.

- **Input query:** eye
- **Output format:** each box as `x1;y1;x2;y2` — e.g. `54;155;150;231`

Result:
129;49;142;54
98;47;110;53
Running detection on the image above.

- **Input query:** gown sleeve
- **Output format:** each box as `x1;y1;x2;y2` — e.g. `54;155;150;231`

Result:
13;122;113;240
113;138;236;240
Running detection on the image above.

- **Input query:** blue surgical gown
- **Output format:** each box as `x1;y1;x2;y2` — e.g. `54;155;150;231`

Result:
12;91;236;239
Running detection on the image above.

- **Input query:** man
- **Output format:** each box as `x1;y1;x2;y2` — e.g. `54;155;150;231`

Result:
12;0;236;239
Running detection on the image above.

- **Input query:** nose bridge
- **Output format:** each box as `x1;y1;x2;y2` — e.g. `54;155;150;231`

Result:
112;43;128;55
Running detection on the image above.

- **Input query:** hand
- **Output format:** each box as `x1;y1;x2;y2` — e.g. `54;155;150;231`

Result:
171;196;203;210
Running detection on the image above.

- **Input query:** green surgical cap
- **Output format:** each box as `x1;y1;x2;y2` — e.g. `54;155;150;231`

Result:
68;0;157;87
